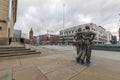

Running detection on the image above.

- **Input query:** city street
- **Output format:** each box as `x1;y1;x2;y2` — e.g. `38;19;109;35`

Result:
42;45;120;61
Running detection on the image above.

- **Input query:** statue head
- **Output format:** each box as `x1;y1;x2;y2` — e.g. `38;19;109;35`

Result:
85;26;90;30
78;28;82;32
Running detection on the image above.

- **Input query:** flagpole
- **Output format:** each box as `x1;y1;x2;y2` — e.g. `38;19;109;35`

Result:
62;3;65;44
118;13;120;43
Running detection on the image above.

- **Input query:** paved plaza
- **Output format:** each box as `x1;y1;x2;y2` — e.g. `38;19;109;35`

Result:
0;45;120;80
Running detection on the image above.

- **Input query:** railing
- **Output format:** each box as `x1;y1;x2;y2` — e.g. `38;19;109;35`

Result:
93;44;120;52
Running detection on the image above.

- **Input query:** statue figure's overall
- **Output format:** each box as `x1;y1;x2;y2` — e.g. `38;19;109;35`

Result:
74;28;84;64
74;26;96;64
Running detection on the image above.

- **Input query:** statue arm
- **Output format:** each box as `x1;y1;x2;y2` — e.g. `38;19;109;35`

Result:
74;32;81;39
90;32;96;41
74;33;77;40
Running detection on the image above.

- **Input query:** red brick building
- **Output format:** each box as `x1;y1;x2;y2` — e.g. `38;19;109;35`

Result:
39;34;59;45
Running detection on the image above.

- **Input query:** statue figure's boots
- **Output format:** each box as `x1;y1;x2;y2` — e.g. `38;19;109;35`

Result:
86;59;90;64
81;59;84;64
76;57;80;63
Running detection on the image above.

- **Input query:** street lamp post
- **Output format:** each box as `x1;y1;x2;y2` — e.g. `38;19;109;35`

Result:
62;3;65;45
119;14;120;43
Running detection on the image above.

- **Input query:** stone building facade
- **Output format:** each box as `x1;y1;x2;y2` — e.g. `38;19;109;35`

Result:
60;23;112;44
0;0;17;45
29;28;34;44
29;28;33;40
28;28;37;45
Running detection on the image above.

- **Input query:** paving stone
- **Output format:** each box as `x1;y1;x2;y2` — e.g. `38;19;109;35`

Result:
69;64;87;72
13;63;35;72
0;68;12;80
0;60;20;70
37;61;66;74
46;67;77;80
20;58;37;65
13;66;48;80
70;58;120;80
37;54;78;74
13;57;38;72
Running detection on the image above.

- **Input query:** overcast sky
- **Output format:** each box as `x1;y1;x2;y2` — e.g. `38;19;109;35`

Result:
14;0;120;38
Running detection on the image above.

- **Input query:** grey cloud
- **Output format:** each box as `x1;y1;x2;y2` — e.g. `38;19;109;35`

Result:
15;0;120;39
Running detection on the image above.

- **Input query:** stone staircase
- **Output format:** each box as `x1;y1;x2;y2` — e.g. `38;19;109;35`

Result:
0;46;41;57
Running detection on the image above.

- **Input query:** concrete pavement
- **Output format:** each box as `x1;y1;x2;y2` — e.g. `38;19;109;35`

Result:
0;45;120;80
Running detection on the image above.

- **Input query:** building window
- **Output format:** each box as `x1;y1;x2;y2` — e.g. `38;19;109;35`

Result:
66;31;68;34
0;27;2;30
0;19;6;23
60;32;63;35
65;32;67;34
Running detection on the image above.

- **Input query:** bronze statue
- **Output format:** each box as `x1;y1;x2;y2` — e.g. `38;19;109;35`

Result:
74;26;96;64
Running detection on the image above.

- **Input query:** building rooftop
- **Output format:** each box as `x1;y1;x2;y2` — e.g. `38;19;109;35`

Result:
60;23;96;31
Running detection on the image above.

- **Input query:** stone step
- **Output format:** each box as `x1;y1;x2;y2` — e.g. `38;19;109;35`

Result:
0;50;36;54
0;48;31;52
0;52;41;57
0;45;42;58
0;47;25;49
